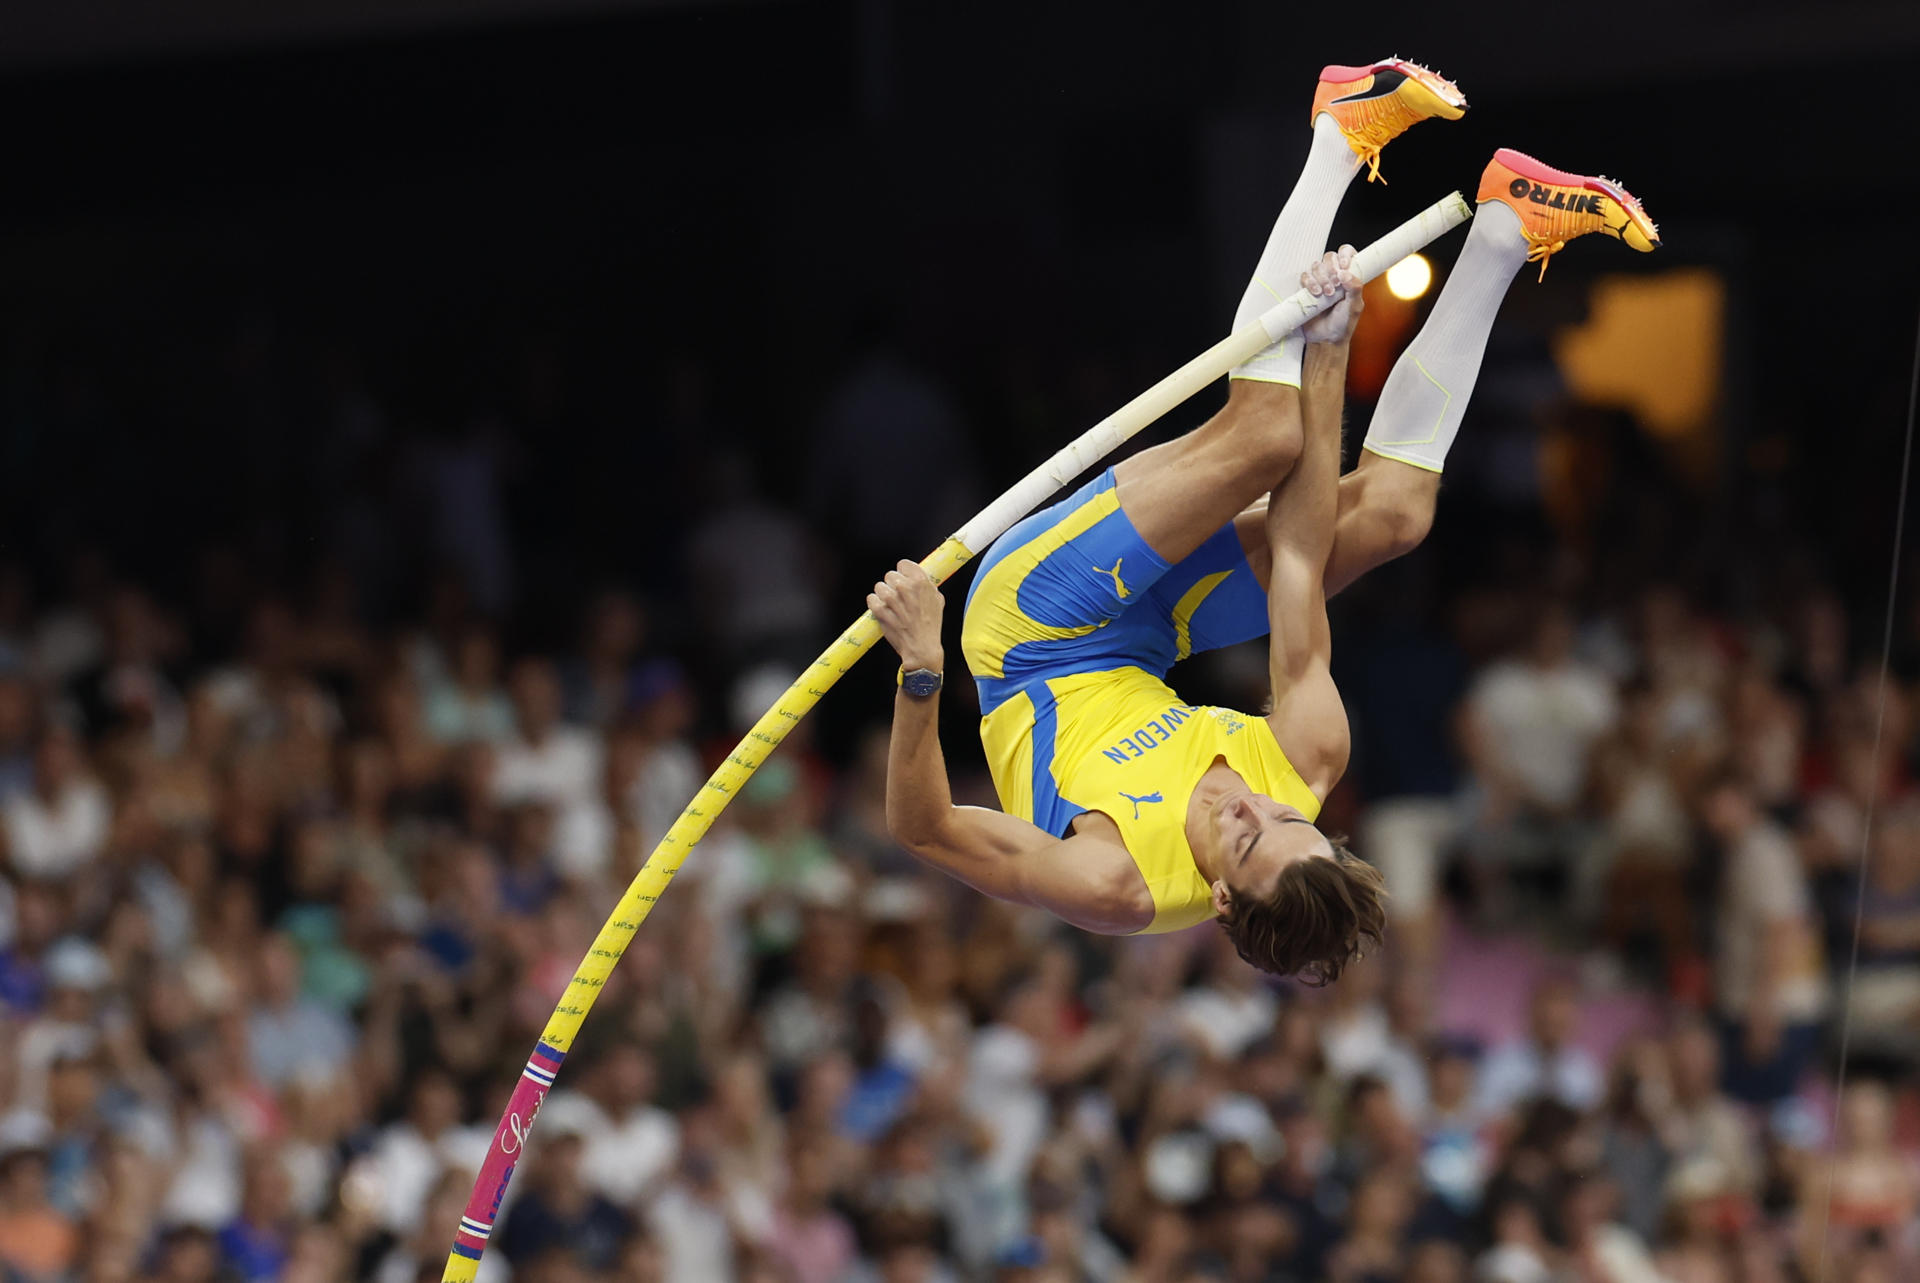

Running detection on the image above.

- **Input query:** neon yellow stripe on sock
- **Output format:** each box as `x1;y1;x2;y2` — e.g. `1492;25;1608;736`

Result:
1365;356;1451;449
1360;444;1444;474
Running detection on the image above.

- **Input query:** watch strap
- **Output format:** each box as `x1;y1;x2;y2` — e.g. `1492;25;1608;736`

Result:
897;667;944;697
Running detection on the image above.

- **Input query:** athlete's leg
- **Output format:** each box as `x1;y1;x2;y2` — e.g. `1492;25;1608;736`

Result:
1231;453;1439;597
1114;110;1360;565
1317;153;1657;593
1228;190;1536;600
1136;153;1660;657
1116;269;1442;594
1119;421;1431;668
1112;61;1466;569
1323;457;1438;595
1127;254;1362;670
1112;380;1304;568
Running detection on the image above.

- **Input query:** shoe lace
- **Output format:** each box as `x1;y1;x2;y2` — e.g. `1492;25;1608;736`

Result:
1337;65;1459;183
1355;142;1388;184
1343;109;1404;184
1521;193;1633;280
1522;232;1567;282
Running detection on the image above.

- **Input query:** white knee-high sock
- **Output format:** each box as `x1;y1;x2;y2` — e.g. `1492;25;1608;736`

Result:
1230;115;1364;388
1362;199;1530;472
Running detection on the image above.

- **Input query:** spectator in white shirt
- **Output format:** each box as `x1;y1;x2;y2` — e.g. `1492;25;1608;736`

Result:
491;658;606;877
2;726;110;882
1178;933;1278;1062
351;1067;490;1237
619;661;703;852
1701;771;1827;1104
1461;603;1618;888
492;658;601;811
537;1039;680;1208
647;1107;750;1283
1657;1018;1761;1198
372;1169;509;1283
1477;977;1602;1120
1465;605;1618;815
12;938;111;1112
1322;968;1433;1121
1557;1170;1667;1283
1475;1197;1554;1283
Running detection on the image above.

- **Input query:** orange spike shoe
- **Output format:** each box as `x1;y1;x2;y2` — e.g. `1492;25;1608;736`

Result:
1476;148;1662;280
1310;58;1467;183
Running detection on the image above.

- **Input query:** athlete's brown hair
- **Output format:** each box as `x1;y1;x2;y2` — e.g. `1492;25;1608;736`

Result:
1217;839;1386;984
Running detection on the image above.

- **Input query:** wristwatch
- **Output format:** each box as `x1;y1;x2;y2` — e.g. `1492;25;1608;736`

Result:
897;667;944;698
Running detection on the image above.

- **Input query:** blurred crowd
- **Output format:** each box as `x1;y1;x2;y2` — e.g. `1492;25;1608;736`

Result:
0;471;1915;1283
0;212;1915;1282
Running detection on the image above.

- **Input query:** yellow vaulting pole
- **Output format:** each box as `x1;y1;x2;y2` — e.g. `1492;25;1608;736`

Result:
442;191;1471;1280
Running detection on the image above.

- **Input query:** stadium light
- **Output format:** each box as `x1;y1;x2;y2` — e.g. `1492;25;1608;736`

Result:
1385;252;1433;300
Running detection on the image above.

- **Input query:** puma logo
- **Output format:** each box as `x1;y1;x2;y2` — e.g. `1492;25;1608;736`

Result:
1091;559;1130;600
1119;789;1163;819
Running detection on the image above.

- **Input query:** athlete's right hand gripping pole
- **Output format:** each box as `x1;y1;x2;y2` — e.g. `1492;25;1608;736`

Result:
439;190;1470;1283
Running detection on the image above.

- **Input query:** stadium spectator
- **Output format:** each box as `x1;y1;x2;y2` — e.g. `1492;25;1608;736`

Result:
0;1143;78;1280
0;672;35;804
425;629;515;747
1460;602;1618;904
1476;976;1603;1118
3;725;111;882
496;1129;632;1272
540;1040;679;1208
245;933;356;1091
1842;802;1920;1048
1700;771;1828;1104
0;254;1903;1283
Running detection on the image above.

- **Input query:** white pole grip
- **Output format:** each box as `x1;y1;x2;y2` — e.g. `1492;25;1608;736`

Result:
1256;190;1474;343
948;191;1473;556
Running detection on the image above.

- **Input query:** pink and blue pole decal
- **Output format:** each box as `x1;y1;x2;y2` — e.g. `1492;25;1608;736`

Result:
450;1042;567;1260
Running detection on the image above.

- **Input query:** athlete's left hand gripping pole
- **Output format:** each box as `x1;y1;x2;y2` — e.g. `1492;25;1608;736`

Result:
442;191;1470;1281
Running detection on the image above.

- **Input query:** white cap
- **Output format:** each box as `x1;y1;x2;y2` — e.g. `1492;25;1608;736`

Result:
43;937;111;992
0;1110;50;1156
730;663;799;734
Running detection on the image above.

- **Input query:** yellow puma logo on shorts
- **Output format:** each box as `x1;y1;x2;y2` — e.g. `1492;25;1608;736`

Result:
1091;559;1129;600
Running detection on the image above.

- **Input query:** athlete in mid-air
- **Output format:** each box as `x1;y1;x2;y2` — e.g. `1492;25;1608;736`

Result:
870;59;1660;981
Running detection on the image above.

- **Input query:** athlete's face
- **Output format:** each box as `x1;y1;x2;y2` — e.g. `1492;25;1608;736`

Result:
1207;791;1334;913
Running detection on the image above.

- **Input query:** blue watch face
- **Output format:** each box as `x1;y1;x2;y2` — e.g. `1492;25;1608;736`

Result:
902;669;943;697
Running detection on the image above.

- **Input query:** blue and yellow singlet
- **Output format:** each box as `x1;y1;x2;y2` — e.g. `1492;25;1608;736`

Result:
960;469;1322;934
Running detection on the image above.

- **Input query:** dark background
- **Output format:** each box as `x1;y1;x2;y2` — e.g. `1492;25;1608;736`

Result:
3;0;1916;632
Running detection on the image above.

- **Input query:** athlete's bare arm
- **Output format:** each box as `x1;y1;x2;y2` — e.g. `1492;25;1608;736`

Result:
868;563;1153;933
1233;453;1440;600
1261;250;1357;797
